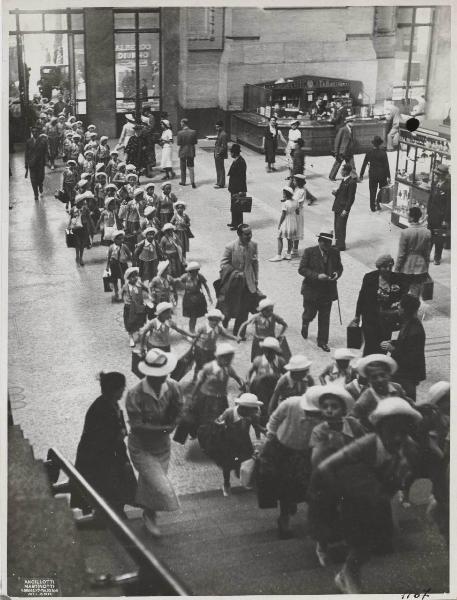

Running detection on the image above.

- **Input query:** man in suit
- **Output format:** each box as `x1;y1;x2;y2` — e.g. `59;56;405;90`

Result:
219;224;259;335
395;206;431;296
227;144;247;231
385;98;401;151
427;164;451;265
329;120;354;181
332;163;357;251
177;118;198;188
381;293;425;401
298;231;343;352
25;126;48;201
359;135;391;212
332;100;348;130
214;120;228;189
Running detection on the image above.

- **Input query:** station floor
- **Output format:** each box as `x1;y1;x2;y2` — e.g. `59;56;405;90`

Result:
8;139;450;495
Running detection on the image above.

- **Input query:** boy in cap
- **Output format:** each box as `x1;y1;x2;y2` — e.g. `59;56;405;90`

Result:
97;135;111;166
319;348;357;385
106;149;119;182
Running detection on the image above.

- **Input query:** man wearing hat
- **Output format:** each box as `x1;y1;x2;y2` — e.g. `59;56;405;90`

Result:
227;143;247;230
329;120;355;181
25;126;49;201
219;224;259;335
427;163;450;265
331;99;348;131
125;124;144;172
298;231;343;352
177;118;198;188
359;135;391;212
214;120;228;188
332;162;357;251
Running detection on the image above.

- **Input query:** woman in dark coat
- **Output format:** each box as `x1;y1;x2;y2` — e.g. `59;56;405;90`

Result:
262;117;286;173
71;372;137;517
359;135;391;212
352;255;408;356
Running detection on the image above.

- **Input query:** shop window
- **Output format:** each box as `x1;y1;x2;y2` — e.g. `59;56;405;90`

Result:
115;13;135;29
9;13;17;32
139;32;160;98
115;32;136;111
19;13;43;32
415;7;433;24
397;7;413;25
44;13;67;31
73;34;86;102
139;12;160;29
70;13;84;31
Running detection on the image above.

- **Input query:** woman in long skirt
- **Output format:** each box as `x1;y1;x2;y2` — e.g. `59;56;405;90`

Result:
262;117;286;173
159;119;176;180
126;348;183;537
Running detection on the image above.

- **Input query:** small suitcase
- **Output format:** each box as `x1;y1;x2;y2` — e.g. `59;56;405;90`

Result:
65;229;76;248
347;323;363;349
234;193;253;213
422;274;434;301
376;183;395;205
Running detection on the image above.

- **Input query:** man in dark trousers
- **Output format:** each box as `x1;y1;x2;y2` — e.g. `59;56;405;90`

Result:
25;126;48;201
227;144;247;231
331;100;348;130
298;231;343;352
381;293;425;401
177;118;198;188
332;163;357;251
359;135;391;212
427;163;451;265
214;120;228;188
329;120;354;180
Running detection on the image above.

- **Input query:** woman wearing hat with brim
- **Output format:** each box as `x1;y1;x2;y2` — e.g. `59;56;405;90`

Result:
351;254;408;356
269;186;299;262
268;354;314;416
170;200;192;259
189;343;244;451
67;193;95;266
257;389;321;538
126;348;183;536
121;266;148;347
315;397;424;593
160;223;185;278
359;134;390;212
351;354;410;430
238;297;288;362
192;309;240;381
208;393;264;496
246;336;287;425
285;120;302;180
176;261;213;333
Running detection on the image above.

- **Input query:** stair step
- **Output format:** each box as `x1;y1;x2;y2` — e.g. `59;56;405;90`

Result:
8;457;52;502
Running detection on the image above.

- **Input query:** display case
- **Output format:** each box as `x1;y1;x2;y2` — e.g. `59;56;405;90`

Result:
391;120;451;228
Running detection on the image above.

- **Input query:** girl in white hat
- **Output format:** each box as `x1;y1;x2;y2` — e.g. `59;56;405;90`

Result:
268;354;314;416
190;343;244;451
148;260;178;308
144;182;158;209
126;348;182;537
97;135;111;167
159;223;185;277
257;389;322;539
81;150;96;183
106;149;119;182
246;336;286;425
94;172;108;210
133;226;159;285
176;262;213;333
170;201;192;258
138;301;195;355
122;266;148;347
319;348;357;386
157;182;177;228
119;184;143;245
141;205;161;237
193;309;239;380
61;159;78;211
98;196;122;247
212;393;264;496
314;397;425;593
238;297;288;362
67;194;95;267
112;162;126;189
269;187;299;262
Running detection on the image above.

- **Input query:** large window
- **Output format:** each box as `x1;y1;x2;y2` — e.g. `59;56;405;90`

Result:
114;10;161;114
8;10;86;116
393;7;434;105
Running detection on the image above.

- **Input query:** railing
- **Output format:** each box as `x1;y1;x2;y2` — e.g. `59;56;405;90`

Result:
45;447;190;596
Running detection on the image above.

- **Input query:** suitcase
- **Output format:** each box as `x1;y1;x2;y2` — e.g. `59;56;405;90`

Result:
65;229;76;248
422;274;434;301
347;323;363;349
376;183;395;205
234;194;253;213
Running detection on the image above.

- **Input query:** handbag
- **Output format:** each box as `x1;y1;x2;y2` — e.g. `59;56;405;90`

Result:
170;342;196;382
54;189;67;203
347;321;363;349
422;274;434;301
233;193;253;213
240;458;256;488
65;228;76;248
376;183;395;205
103;269;112;292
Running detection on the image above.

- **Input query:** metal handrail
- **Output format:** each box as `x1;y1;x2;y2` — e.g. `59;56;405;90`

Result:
46;447;190;596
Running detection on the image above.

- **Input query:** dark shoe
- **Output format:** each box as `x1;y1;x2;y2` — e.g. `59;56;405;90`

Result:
318;343;331;352
214;184;222;188
227;223;234;227
301;327;308;340
230;227;237;231
329;176;336;181
191;183;197;189
179;182;186;186
434;259;441;265
277;517;294;540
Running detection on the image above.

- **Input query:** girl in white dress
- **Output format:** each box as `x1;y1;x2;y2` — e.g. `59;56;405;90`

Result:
159;119;176;180
269;187;299;262
292;174;306;256
285;120;302;180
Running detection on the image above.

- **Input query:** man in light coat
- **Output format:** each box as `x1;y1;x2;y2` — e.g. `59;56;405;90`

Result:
219;224;259;335
385;99;401;151
395;206;431;296
329;120;355;180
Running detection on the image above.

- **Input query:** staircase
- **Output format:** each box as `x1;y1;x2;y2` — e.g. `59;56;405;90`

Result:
127;486;449;595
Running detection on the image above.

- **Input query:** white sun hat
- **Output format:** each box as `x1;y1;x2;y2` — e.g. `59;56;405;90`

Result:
138;348;177;377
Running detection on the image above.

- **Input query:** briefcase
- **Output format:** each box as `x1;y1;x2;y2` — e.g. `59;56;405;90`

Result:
65;228;76;248
234;194;253;213
422;274;434;301
376;183;395;205
347;323;363;349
